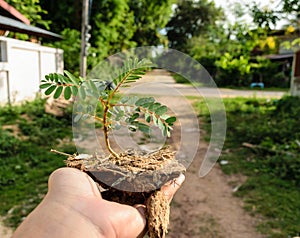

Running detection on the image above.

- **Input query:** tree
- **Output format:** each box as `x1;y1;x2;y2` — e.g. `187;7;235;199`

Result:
89;0;137;62
166;0;223;51
128;0;175;46
50;28;81;75
250;3;279;30
6;0;50;28
40;0;81;33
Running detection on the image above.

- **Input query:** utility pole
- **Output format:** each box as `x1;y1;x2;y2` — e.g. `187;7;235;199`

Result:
80;0;91;78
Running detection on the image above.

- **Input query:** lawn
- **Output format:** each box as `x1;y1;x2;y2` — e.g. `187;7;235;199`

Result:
194;96;300;238
0;98;76;227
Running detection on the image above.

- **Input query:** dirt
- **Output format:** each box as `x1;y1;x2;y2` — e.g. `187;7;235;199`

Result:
0;218;12;238
167;137;265;238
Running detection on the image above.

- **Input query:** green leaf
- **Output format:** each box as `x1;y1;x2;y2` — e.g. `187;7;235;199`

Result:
71;86;78;96
114;123;121;130
128;126;137;132
39;83;52;89
115;111;124;121
121;96;129;104
44;85;57;95
126;96;139;106
74;114;82;123
160;114;169;120
88;80;98;96
152;114;158;126
135;97;155;106
64;86;72;100
82;114;89;120
53;73;59;82
64;70;79;85
78;86;86;99
145;112;151;123
138;123;150;134
155;105;168;116
165;116;176;124
149;102;161;111
53;86;63;99
58;74;68;84
166;127;171;137
157;119;167;136
130;113;139;121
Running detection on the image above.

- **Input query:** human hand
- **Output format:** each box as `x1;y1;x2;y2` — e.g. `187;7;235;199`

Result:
12;167;185;238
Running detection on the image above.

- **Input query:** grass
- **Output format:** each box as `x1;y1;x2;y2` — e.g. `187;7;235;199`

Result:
0;98;76;228
193;96;300;238
223;86;289;92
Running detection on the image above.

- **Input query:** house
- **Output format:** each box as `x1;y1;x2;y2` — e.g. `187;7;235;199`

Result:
0;0;63;104
250;28;300;89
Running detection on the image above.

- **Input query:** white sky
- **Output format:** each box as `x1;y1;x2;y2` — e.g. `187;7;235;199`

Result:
213;0;288;29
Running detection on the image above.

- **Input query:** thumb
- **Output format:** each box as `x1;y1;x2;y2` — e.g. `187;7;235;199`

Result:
47;167;101;200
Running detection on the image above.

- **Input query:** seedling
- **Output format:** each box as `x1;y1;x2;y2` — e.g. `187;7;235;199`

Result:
40;58;184;238
40;58;176;159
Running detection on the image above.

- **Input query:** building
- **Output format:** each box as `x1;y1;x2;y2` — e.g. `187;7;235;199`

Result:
0;0;63;104
291;49;300;96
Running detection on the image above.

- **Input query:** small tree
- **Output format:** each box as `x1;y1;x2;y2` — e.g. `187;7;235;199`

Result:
40;58;176;158
40;57;182;238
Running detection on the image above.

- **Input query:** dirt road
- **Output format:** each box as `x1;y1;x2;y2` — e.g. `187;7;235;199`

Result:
167;139;265;238
129;70;267;237
0;69;277;237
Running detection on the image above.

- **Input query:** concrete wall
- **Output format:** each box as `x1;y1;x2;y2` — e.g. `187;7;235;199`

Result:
0;36;63;104
291;50;300;97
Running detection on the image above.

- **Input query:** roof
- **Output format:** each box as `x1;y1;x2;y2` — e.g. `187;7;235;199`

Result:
264;53;294;60
0;15;62;39
0;0;30;24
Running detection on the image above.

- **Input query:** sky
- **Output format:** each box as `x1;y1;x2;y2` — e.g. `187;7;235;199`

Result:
213;0;288;29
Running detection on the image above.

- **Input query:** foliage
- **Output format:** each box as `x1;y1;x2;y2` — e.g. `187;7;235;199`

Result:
166;0;223;51
6;0;50;28
40;0;81;33
0;98;75;228
49;28;81;75
128;0;174;46
89;0;136;63
250;3;279;30
196;96;300;237
215;53;252;86
41;58;176;157
41;0;175;72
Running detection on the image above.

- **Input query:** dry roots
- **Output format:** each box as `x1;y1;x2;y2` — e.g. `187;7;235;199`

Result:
64;148;185;238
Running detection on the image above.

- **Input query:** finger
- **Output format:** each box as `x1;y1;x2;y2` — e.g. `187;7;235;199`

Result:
84;199;147;238
160;173;185;203
47;168;101;201
113;203;147;238
134;205;148;238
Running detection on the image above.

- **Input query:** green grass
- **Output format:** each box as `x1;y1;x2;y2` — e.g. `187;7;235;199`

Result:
0;98;75;228
194;96;300;238
223;86;289;92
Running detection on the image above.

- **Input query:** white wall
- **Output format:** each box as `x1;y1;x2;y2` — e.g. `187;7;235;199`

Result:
0;36;63;104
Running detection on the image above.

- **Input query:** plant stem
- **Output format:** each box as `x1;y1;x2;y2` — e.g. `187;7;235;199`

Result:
103;104;119;158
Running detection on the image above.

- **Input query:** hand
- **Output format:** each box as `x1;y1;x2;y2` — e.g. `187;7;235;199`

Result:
12;167;185;238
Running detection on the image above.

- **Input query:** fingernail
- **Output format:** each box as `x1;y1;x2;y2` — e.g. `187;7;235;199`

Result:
176;173;185;186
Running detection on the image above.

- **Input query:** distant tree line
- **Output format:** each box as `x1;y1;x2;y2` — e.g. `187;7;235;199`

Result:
5;0;300;87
